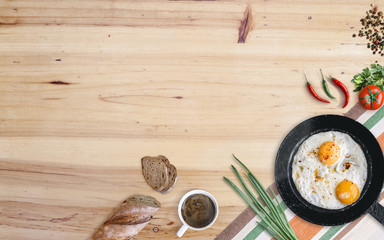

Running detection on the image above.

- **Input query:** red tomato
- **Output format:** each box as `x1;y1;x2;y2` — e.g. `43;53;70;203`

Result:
359;85;384;110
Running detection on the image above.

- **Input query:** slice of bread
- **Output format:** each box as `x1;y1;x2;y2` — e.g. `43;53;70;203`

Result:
126;194;161;208
157;155;178;193
141;155;178;194
141;157;168;191
162;164;177;193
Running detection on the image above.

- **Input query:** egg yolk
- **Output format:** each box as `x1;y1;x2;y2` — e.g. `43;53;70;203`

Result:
318;141;341;165
336;180;360;205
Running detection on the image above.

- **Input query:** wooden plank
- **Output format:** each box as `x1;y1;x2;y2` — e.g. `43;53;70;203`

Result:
0;0;378;239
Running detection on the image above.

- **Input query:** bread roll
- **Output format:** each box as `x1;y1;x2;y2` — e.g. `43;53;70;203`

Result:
91;195;160;240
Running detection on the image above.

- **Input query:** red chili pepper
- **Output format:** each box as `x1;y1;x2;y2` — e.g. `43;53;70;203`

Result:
305;74;330;103
330;76;349;108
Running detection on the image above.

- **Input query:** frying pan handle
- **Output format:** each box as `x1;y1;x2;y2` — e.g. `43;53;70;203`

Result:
369;201;384;226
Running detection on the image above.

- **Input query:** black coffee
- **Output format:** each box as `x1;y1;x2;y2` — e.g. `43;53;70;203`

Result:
181;194;216;228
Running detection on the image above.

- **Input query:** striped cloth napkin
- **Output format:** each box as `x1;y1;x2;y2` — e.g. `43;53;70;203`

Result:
216;104;384;240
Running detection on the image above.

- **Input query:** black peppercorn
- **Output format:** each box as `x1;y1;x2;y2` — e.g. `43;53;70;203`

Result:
354;6;384;56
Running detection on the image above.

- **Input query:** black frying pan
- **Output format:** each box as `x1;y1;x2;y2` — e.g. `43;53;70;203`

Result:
275;114;384;226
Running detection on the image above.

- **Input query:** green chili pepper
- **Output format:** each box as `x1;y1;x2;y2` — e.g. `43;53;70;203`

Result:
320;69;336;99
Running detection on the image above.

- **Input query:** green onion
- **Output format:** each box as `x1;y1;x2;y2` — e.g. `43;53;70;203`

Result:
223;154;299;240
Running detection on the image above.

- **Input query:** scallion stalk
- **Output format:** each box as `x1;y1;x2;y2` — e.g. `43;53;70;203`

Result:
224;155;299;240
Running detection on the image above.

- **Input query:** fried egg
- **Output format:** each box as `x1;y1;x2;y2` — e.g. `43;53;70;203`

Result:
292;131;367;209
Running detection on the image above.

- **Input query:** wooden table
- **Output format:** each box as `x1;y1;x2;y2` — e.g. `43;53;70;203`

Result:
0;0;379;239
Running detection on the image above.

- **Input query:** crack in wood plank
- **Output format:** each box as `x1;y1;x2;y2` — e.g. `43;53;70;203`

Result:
49;81;70;85
238;5;253;43
50;213;78;223
99;94;184;106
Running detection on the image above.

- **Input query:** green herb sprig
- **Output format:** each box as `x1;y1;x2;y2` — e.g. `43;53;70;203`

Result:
352;64;384;92
223;155;299;240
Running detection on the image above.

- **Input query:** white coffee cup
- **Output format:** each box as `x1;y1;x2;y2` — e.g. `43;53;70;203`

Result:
176;189;219;237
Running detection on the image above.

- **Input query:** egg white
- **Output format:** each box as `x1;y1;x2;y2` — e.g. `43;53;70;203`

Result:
292;131;367;209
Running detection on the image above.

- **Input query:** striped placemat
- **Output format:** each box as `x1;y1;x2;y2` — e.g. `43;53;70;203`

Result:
216;104;384;240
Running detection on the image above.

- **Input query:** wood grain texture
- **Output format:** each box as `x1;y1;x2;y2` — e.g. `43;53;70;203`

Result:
0;0;380;239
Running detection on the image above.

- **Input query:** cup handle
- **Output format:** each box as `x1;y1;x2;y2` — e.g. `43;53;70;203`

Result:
176;224;189;237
